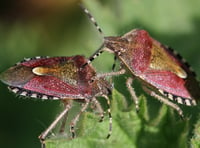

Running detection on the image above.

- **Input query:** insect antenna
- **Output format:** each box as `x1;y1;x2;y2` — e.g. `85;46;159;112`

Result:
79;4;105;37
80;4;106;67
81;44;104;67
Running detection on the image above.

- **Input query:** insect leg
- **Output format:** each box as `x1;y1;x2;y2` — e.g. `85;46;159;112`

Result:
58;112;68;134
70;99;90;138
143;87;184;118
59;101;71;134
97;69;126;78
126;77;140;112
91;97;105;122
112;55;117;71
102;95;112;139
38;101;72;146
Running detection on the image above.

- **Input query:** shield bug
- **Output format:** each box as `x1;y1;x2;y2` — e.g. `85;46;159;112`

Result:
81;5;200;117
0;55;123;145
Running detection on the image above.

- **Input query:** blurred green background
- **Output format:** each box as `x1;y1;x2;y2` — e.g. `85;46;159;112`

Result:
0;0;200;148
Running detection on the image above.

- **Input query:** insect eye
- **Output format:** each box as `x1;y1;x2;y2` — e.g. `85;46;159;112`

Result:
89;78;94;83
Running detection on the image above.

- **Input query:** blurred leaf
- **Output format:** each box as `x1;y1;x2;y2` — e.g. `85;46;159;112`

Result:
190;118;200;147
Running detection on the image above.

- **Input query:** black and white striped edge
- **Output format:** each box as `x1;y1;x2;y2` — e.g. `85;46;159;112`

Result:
167;47;196;77
8;86;60;100
158;89;197;106
15;56;49;66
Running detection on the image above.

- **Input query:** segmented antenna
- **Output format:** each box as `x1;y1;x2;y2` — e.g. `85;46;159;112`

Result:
80;4;106;67
81;44;104;67
79;4;105;37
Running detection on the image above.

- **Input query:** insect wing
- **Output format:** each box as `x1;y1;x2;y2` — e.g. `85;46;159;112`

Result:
0;56;94;99
122;30;200;102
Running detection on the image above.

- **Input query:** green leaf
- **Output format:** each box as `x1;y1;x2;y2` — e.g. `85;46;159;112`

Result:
0;0;200;148
44;89;190;148
190;117;200;147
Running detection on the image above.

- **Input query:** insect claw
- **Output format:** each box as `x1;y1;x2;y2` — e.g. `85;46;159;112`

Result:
41;142;46;148
99;114;104;122
106;134;111;139
99;119;103;122
136;107;140;113
39;137;46;148
71;131;76;139
179;114;185;120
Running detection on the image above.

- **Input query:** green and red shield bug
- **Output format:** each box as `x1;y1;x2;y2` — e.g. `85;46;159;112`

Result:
0;55;123;145
81;5;200;117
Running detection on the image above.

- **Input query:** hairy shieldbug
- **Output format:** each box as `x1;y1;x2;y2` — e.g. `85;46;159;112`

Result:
81;5;200;117
0;55;124;144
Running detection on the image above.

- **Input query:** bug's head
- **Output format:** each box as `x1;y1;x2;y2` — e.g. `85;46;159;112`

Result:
104;29;154;57
103;36;129;56
89;76;112;97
